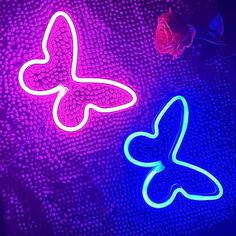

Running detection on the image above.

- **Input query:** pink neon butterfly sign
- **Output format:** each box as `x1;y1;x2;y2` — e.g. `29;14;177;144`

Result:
19;11;137;132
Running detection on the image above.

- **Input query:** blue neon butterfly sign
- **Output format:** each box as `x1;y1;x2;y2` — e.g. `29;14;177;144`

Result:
124;95;223;208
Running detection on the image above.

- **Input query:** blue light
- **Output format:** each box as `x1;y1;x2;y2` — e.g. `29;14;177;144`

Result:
124;95;223;208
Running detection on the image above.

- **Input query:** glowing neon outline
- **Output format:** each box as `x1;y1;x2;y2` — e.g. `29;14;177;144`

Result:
124;95;223;208
19;11;137;132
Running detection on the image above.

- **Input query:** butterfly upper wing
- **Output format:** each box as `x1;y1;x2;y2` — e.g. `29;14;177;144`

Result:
18;12;76;96
124;95;186;168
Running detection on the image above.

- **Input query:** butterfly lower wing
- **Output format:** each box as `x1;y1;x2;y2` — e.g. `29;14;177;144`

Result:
53;81;136;132
174;160;223;201
141;160;223;208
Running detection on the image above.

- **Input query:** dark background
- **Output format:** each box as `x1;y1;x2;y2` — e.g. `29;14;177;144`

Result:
199;1;236;235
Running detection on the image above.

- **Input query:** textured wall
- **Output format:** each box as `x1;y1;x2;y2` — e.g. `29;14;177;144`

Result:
0;0;236;235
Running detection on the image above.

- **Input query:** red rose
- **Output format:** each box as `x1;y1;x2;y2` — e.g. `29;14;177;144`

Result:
155;9;196;60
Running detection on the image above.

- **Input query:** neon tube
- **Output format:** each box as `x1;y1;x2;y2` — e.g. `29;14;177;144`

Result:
124;95;223;208
19;11;137;132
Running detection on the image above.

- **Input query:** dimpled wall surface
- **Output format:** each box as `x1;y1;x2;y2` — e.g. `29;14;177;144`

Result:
0;0;236;235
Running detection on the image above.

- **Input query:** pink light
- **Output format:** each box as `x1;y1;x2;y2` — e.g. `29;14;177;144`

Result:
19;11;137;132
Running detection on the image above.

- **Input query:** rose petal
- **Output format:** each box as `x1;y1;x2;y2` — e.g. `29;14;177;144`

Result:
154;10;196;59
